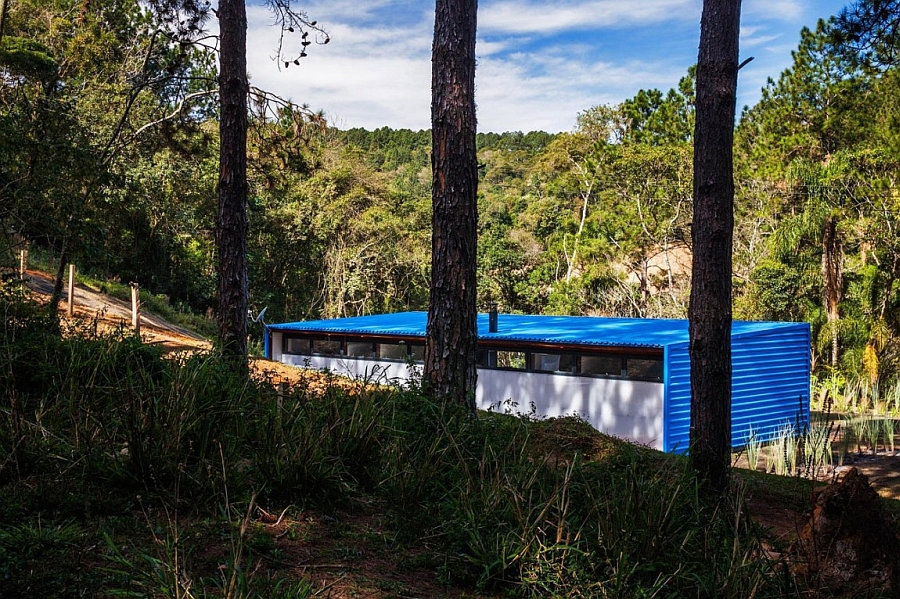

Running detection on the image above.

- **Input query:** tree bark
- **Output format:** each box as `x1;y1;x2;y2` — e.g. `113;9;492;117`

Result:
689;0;742;493
0;0;9;46
425;0;478;412
822;213;842;367
216;0;249;365
49;246;67;317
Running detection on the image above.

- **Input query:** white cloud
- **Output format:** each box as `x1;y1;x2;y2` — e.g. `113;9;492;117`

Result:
245;4;434;129
237;0;847;133
741;0;803;21
475;47;679;132
480;0;698;34
478;37;524;57
740;25;781;49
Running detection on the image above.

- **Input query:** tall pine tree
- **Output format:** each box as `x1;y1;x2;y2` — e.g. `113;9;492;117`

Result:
690;0;742;493
425;0;479;411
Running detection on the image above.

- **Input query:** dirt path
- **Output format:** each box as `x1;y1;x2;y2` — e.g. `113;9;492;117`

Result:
22;270;360;392
25;270;210;351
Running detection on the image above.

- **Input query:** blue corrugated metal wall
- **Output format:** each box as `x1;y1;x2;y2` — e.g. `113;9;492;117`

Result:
730;326;810;447
663;323;810;453
664;342;691;453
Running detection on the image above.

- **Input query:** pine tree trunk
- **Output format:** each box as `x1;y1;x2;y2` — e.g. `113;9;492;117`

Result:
216;0;249;365
49;247;68;318
425;0;478;412
822;214;842;367
0;0;10;45
689;0;742;494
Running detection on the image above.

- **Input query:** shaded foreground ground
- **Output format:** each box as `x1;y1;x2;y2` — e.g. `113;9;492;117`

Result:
21;269;900;596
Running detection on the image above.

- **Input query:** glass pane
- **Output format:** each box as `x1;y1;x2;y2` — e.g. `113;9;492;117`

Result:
532;353;560;372
626;358;663;381
496;351;526;370
378;343;407;360
346;341;374;358
312;339;342;356
580;355;623;376
409;344;425;363
531;353;577;373
284;337;310;355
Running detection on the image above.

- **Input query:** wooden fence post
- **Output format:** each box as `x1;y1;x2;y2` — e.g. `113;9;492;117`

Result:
67;264;75;317
130;282;140;336
19;248;27;279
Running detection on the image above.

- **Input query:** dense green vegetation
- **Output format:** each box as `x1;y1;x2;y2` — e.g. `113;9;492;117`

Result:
0;286;839;597
4;2;900;594
3;0;899;389
5;1;899;391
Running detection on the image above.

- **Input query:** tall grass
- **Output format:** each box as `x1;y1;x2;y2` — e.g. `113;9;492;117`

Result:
767;424;800;476
379;406;794;597
883;418;897;454
744;426;762;472
814;374;900;418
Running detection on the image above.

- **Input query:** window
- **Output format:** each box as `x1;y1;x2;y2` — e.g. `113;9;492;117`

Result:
531;353;576;373
496;350;526;370
477;349;526;369
346;341;375;358
312;338;342;356
580;355;624;377
626;358;663;381
284;337;311;355
282;333;664;381
378;343;407;360
409;344;425;363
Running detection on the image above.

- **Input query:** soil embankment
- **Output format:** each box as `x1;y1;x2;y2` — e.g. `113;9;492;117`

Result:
25;270;209;351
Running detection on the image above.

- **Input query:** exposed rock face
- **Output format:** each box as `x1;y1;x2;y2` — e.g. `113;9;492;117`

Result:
791;467;900;595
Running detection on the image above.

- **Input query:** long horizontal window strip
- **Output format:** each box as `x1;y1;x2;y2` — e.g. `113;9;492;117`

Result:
279;333;663;382
477;339;664;358
282;334;425;363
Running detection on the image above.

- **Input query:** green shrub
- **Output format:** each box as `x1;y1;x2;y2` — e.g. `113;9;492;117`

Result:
379;403;794;597
247;381;388;504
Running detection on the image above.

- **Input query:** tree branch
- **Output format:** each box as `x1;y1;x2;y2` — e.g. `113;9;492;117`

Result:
264;0;329;69
130;89;218;138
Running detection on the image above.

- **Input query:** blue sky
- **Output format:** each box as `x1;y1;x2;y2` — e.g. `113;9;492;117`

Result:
244;0;850;133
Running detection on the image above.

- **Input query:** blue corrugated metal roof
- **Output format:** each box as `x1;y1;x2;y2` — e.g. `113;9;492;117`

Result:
267;311;805;350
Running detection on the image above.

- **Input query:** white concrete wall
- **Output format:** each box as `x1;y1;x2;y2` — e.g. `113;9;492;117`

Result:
271;332;283;362
477;370;664;450
270;332;665;450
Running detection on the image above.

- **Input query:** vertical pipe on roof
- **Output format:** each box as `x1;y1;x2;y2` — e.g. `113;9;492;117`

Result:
489;303;498;333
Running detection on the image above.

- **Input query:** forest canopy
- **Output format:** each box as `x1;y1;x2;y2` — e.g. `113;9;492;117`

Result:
2;0;900;383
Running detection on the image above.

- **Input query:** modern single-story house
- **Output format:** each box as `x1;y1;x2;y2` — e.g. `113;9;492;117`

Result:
264;312;810;453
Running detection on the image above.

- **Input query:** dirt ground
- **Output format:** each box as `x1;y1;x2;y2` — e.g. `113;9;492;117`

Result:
25;270;210;352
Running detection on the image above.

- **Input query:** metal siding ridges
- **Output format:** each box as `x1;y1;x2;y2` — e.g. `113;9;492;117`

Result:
665;342;692;452
730;326;810;448
663;324;810;452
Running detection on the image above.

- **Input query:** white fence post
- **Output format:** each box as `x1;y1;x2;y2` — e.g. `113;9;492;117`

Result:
67;264;75;317
19;248;27;279
130;282;141;336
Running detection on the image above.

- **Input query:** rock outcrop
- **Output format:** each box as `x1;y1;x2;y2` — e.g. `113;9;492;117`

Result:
791;467;899;595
